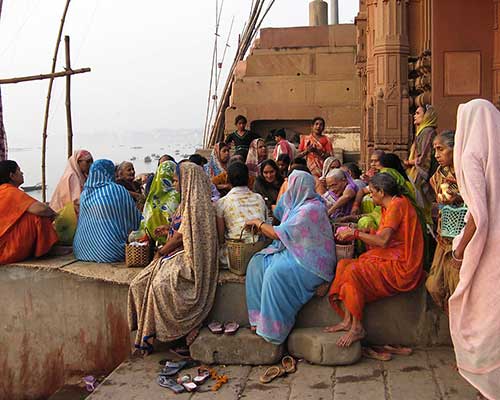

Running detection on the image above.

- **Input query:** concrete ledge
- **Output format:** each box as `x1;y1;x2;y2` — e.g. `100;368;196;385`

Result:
190;328;284;365
287;328;362;366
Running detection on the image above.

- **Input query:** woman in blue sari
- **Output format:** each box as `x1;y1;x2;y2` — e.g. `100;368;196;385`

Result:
245;170;337;344
74;159;141;262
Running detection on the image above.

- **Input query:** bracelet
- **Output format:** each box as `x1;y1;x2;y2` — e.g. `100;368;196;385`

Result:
451;250;463;262
258;221;265;232
354;229;360;240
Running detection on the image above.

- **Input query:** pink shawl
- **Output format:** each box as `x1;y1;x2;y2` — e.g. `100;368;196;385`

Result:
50;150;92;212
246;139;266;177
450;99;500;399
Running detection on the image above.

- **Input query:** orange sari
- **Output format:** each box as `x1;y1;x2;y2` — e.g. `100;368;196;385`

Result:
298;134;333;177
0;184;58;264
328;196;424;320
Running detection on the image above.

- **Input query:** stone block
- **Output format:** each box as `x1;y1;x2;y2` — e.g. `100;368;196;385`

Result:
190;328;284;365
287;328;361;366
246;54;312;77
313;80;360;106
316;52;357;78
329;24;356;47
259;26;330;49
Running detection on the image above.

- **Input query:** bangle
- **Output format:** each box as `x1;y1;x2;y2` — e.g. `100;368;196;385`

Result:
451;250;463;262
354;229;360;240
258;221;265;232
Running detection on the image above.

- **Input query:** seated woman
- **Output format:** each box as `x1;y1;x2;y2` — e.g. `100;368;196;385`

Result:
341;162;366;190
246;138;268;177
361;149;385;184
128;162;218;351
205;142;230;178
216;162;267;266
276;153;291;177
425;131;462;311
140;160;180;245
73;160;141;263
253;160;284;215
50;149;93;213
323;168;358;219
316;156;342;195
245;170;336;344
0;160;58;264
326;173;424;347
116;161;145;209
144;154;176;197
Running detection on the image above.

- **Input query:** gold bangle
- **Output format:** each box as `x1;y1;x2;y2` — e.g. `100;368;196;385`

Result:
258;221;265;232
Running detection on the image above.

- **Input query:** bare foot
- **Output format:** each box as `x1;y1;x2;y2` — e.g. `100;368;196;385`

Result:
186;326;200;346
324;321;351;333
250;326;257;332
336;328;366;347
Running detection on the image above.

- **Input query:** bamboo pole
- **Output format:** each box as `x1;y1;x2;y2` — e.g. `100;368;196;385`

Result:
41;0;72;202
64;36;73;159
0;68;90;85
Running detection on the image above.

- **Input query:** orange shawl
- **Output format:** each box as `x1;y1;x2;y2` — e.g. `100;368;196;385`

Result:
0;184;36;237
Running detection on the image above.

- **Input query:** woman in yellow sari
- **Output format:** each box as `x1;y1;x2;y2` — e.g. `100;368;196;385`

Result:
405;105;438;225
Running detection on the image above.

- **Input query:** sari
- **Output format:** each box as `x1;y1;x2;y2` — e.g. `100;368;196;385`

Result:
128;162;218;347
73;160;141;262
272;139;294;161
140;161;180;245
449;99;500;399
329;195;424;321
298;134;333;177
246;139;266;177
0;184;58;264
50;150;92;212
322;170;358;219
204;143;227;178
425;166;461;311
246;170;336;344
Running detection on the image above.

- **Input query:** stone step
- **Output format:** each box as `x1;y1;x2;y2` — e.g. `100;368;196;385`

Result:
190;327;284;365
287;328;362;365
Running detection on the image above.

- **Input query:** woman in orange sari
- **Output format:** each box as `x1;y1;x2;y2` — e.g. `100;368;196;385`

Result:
297;117;333;178
0;161;58;264
326;172;424;347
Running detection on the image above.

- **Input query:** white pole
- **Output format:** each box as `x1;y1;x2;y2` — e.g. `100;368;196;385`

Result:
331;0;339;25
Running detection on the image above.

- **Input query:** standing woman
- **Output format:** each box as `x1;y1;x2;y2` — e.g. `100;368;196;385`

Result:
297;117;333;178
405;105;438;224
225;115;260;160
50;149;93;213
74;160;141;262
205;142;230;178
246;138;268;177
253;159;284;214
448;99;500;399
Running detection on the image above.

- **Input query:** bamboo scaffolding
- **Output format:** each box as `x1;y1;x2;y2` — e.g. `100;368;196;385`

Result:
0;68;91;85
41;0;72;202
65;36;74;158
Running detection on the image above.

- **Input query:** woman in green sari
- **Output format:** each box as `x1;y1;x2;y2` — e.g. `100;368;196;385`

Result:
140;161;180;244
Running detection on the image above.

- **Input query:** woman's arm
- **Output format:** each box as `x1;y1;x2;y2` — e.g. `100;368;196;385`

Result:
216;216;226;244
158;231;183;257
337;226;394;248
351;186;370;215
327;187;356;216
245;218;279;240
27;201;57;219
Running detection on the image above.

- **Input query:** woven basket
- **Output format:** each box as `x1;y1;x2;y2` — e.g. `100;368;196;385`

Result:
336;242;355;260
125;242;152;268
440;205;468;238
226;228;267;276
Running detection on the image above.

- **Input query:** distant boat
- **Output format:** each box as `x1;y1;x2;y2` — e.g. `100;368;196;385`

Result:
130;156;137;161
22;183;42;192
153;155;160;160
144;156;152;163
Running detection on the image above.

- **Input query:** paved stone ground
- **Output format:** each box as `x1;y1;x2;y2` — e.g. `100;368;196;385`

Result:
87;347;477;400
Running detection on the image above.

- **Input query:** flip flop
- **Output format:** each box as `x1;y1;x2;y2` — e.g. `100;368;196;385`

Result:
193;368;211;385
157;376;185;393
83;376;96;392
362;347;392;361
281;356;297;374
259;366;286;384
208;321;224;334
182;382;198;392
160;360;196;376
223;321;240;335
373;345;413;356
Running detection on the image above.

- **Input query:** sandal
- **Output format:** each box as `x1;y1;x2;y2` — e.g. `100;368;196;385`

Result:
259;366;286;384
281;356;297;374
373;345;413;356
160;360;196;376
83;376;96;392
208;321;224;334
362;347;392;361
182;381;198;392
193;368;211;385
224;321;240;335
157;376;185;393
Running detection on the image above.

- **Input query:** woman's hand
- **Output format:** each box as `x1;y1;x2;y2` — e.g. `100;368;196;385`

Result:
154;225;170;237
245;219;263;231
335;228;356;242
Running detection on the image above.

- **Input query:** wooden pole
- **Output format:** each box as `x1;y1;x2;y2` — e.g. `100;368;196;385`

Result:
0;68;91;84
41;0;72;202
65;36;73;159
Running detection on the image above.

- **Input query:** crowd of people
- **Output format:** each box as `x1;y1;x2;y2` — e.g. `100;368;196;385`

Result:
0;101;498;398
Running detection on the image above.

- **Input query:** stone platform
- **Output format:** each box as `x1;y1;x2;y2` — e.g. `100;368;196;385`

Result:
87;348;477;400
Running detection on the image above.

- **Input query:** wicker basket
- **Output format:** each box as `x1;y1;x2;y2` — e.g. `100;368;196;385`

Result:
440;205;468;238
125;242;152;268
226;228;267;276
336;242;355;260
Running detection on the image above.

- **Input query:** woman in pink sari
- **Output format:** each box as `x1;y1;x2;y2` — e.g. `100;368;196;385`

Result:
450;99;500;399
50;150;93;212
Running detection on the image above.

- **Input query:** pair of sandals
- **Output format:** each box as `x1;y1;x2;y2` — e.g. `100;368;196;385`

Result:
157;360;201;393
260;356;297;384
208;321;240;335
159;367;211;393
362;345;413;361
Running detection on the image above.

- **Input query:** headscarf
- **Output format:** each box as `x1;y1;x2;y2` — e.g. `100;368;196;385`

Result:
448;99;500;398
261;170;336;281
205;143;227;177
416;105;438;136
320;157;340;180
140;161;180;244
246;138;266;177
50;149;92;212
73;159;141;262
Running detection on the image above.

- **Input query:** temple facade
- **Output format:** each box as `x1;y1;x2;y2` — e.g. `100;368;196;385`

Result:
357;0;499;164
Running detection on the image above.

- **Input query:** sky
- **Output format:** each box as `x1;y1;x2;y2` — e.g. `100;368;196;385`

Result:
1;0;359;146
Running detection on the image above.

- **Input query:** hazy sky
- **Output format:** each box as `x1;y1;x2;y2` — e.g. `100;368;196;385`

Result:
1;0;359;144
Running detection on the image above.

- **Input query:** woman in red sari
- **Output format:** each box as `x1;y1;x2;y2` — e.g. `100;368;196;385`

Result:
297;117;333;177
326;172;424;347
0;161;58;264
